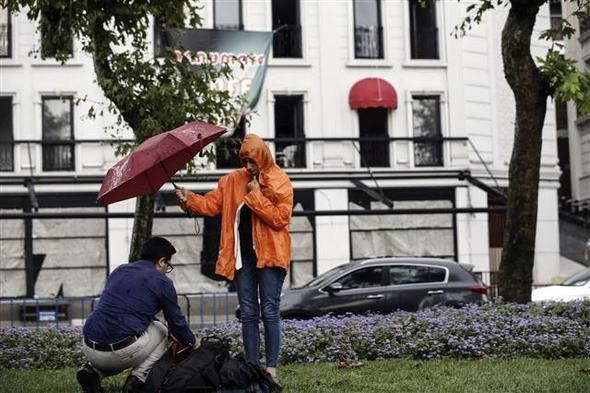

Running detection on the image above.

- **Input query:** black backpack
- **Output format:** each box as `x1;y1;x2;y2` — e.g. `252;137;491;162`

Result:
144;337;230;393
144;337;282;393
218;356;282;393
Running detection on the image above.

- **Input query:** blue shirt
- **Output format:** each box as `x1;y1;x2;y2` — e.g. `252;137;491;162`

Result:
83;260;195;346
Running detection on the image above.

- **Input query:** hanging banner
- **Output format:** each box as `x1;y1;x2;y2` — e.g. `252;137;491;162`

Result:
166;28;273;114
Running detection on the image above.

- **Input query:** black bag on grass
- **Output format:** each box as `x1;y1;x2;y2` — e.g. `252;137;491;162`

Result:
144;336;230;393
144;336;281;393
219;356;282;393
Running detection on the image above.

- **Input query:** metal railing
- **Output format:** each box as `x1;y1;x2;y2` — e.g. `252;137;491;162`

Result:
1;272;549;331
0;136;474;174
475;271;549;299
0;292;238;330
354;25;383;59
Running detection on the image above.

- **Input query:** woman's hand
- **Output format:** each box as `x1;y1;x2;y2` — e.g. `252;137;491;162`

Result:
247;177;260;191
175;187;188;203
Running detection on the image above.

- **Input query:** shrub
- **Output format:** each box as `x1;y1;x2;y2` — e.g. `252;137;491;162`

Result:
1;301;589;370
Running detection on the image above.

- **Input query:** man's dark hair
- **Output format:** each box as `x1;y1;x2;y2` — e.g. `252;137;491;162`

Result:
139;237;176;263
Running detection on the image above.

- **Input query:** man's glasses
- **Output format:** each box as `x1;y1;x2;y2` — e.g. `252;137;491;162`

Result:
164;259;174;274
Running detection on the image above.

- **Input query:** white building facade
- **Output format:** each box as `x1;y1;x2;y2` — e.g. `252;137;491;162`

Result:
0;1;562;297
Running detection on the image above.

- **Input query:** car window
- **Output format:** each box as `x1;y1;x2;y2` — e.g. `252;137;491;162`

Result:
335;266;384;290
389;265;446;285
561;269;590;287
301;264;350;288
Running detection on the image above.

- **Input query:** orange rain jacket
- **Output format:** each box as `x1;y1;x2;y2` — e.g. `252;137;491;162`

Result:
180;134;293;281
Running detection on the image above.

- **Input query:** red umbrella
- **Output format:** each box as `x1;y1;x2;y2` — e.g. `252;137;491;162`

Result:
97;120;226;206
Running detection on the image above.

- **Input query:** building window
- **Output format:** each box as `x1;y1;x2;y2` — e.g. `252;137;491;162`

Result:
412;95;443;167
271;0;302;58
580;15;590;36
214;0;242;30
42;96;74;171
0;96;13;171
289;189;315;287
549;0;564;40
358;108;389;167
0;7;11;58
153;20;168;58
274;95;306;168
349;188;456;260
556;100;568;131
353;0;383;59
40;5;74;58
409;0;439;60
216;118;246;169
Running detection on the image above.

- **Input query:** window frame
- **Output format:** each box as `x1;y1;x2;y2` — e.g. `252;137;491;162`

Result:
39;7;74;60
334;265;387;290
152;18;167;58
268;91;311;169
346;0;392;67
409;93;446;168
213;0;243;31
387;264;449;286
0;95;14;171
270;0;303;60
352;0;384;60
41;95;75;172
215;118;246;169
0;7;11;58
403;0;445;66
356;107;391;168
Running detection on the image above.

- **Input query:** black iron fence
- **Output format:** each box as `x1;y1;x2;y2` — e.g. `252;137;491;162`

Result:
1;275;550;330
0;292;238;330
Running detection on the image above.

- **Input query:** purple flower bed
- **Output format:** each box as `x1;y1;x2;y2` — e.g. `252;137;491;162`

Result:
1;301;589;370
278;301;590;363
0;326;85;369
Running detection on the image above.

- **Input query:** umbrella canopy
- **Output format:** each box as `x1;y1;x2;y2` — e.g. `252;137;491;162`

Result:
97;120;226;206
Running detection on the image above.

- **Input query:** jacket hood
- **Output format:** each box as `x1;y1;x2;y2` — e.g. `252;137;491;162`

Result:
239;133;274;171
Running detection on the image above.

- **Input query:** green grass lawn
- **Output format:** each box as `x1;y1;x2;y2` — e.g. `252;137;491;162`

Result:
1;358;589;393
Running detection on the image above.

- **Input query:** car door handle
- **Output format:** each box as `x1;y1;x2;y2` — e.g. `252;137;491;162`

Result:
367;294;384;299
427;290;444;295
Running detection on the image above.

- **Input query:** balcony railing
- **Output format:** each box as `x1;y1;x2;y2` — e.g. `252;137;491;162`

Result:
265;136;469;170
354;26;383;59
0;136;474;175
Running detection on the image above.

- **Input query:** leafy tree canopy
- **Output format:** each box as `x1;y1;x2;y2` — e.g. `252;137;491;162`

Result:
454;0;590;113
2;0;242;156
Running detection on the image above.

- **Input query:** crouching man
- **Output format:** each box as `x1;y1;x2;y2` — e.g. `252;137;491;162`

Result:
77;237;195;393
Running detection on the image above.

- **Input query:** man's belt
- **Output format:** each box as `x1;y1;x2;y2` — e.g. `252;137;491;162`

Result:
84;335;138;351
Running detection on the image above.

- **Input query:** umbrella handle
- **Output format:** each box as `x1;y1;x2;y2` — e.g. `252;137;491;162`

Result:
160;161;180;190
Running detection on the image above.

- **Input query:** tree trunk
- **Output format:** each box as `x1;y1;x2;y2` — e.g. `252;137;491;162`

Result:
90;20;157;263
498;1;550;303
128;195;155;262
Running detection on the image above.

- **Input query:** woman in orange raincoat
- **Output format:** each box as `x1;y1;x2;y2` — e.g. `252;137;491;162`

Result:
175;133;293;380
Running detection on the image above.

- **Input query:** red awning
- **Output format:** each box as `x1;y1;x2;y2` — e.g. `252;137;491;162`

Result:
348;78;398;110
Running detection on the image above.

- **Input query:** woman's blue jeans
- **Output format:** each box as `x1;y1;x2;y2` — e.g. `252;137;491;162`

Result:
234;256;285;367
